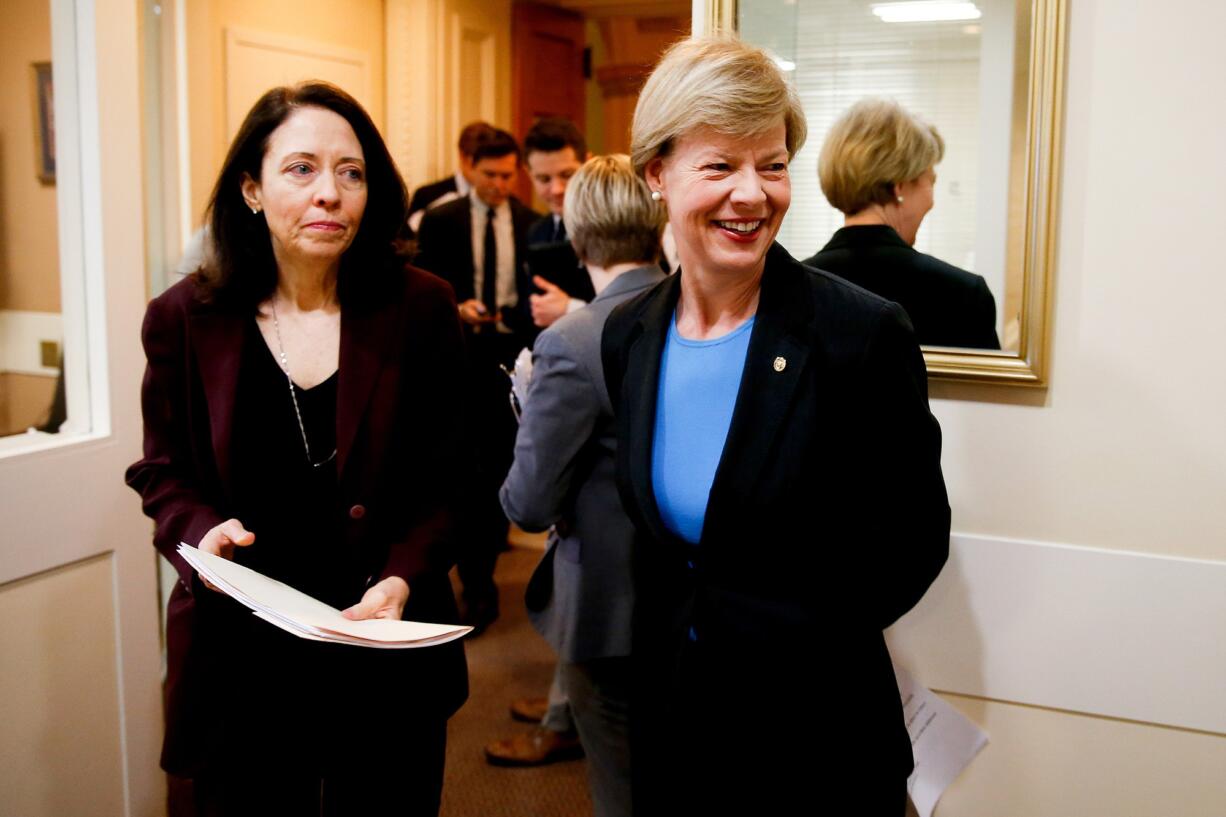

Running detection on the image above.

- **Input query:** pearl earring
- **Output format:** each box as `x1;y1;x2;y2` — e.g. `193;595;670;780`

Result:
250;205;261;214
651;190;663;202
896;196;904;204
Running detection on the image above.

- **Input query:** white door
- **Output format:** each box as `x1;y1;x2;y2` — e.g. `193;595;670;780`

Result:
0;0;165;814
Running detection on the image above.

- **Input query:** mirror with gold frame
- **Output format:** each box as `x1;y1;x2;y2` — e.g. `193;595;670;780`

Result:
703;0;1065;385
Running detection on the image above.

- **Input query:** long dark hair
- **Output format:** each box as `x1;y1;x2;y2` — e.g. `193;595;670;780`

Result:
197;81;407;310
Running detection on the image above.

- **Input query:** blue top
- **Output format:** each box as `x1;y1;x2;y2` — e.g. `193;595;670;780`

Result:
651;314;755;545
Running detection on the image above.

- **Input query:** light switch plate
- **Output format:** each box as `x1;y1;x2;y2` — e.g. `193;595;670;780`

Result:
39;340;59;368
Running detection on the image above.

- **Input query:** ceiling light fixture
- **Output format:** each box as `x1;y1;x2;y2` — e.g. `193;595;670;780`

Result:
871;1;982;23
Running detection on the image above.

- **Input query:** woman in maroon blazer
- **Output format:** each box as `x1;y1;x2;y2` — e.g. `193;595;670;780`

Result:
126;82;467;815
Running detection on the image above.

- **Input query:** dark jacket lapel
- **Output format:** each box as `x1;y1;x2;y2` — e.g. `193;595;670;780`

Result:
455;206;476;301
511;198;541;311
702;245;817;542
188;307;245;488
186;286;401;487
336;292;402;477
624;272;683;549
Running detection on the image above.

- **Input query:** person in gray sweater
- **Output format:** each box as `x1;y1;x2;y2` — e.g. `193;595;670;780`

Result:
498;154;666;817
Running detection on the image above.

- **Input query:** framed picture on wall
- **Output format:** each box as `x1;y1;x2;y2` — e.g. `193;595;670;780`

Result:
32;61;55;185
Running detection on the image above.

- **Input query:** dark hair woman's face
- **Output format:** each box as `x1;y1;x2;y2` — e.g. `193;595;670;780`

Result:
240;105;368;272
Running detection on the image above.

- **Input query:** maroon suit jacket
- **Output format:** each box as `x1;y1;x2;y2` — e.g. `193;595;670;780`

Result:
125;264;469;773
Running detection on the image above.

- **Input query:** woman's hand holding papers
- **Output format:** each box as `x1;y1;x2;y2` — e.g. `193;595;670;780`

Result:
342;576;410;621
197;518;255;592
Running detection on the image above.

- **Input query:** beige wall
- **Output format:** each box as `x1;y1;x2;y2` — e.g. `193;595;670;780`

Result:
448;0;513;131
932;0;1226;561
185;0;387;229
385;0;514;193
925;0;1226;813
0;0;58;313
0;371;56;435
939;693;1226;815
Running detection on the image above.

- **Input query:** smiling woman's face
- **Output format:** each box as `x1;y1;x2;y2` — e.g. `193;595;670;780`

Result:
241;105;368;273
645;121;790;282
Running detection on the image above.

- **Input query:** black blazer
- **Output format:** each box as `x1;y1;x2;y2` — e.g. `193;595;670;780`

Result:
805;224;1001;349
602;243;950;798
524;214;596;303
407;175;458;219
125;265;469;773
414;194;540;342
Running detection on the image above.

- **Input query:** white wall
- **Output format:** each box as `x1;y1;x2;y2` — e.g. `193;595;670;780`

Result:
934;0;1226;561
912;0;1226;813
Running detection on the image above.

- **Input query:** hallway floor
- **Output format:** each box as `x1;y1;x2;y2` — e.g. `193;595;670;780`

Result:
441;544;592;817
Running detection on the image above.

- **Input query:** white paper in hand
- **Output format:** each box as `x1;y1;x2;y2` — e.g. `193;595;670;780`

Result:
178;544;471;648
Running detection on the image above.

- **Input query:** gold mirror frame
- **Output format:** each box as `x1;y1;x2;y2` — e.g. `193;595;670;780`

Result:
705;0;1067;386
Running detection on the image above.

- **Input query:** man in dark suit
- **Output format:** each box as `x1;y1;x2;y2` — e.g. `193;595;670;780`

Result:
407;121;494;234
521;117;595;328
414;128;538;633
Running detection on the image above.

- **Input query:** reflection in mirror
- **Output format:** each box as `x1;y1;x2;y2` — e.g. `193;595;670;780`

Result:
0;0;64;437
739;0;1020;352
804;99;1002;349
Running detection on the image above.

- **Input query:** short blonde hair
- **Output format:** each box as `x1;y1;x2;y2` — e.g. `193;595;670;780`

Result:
631;35;807;177
818;98;945;215
563;154;666;268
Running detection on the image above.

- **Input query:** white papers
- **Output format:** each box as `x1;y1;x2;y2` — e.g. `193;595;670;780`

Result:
896;666;989;817
177;544;471;648
505;346;534;422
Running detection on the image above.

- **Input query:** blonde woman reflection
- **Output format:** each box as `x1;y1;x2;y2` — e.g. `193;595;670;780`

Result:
601;37;950;813
804;98;1000;349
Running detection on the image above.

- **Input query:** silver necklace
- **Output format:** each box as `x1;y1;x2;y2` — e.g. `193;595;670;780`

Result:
270;301;337;468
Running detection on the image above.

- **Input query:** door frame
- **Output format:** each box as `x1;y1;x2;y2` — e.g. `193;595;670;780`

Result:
0;0;164;812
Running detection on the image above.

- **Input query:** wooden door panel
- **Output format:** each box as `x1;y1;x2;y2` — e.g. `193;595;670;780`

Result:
512;3;586;204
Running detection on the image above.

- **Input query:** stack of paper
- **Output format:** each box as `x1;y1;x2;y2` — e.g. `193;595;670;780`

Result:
177;544;471;648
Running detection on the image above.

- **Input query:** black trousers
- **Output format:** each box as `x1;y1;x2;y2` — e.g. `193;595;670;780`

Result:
562;657;633;817
182;598;455;817
630;639;910;816
192;718;447;817
454;328;520;609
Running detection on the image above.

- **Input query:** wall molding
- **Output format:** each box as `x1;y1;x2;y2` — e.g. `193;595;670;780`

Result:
384;0;421;186
886;533;1226;735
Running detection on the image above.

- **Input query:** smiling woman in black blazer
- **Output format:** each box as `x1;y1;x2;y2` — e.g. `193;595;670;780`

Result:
601;38;950;815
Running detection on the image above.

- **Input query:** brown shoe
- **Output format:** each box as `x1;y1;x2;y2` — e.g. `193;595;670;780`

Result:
484;727;584;767
509;696;550;723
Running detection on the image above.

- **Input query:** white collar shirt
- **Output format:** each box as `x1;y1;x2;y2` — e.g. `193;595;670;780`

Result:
469;191;518;310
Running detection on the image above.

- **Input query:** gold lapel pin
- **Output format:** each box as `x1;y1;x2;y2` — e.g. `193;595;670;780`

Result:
773;356;787;372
